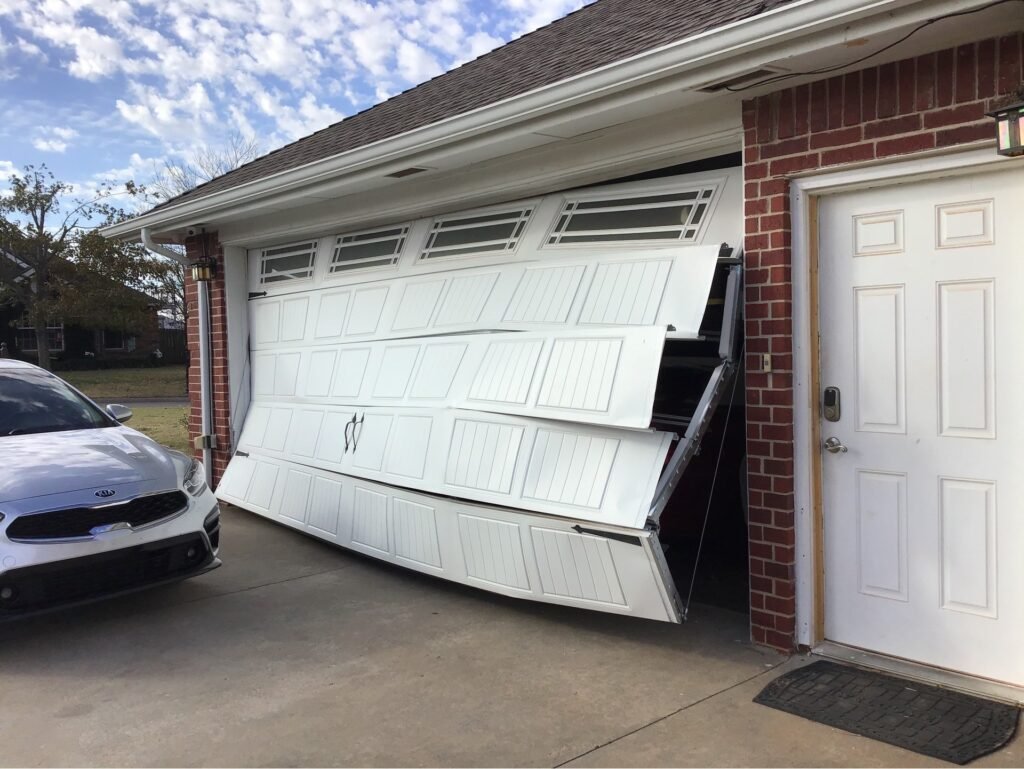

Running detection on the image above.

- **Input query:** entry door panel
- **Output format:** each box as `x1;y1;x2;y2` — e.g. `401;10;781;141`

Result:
819;167;1024;686
216;455;682;622
236;403;672;529
250;326;666;429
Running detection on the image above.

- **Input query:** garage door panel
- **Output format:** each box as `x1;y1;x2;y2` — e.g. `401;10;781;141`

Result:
313;290;350;339
347;286;389;336
251;326;665;429
232;404;671;528
216;456;681;622
248;244;719;348
434;272;499;326
331;347;371;397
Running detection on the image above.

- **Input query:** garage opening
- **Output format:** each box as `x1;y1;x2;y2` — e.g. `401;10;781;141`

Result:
218;166;747;623
651;255;749;616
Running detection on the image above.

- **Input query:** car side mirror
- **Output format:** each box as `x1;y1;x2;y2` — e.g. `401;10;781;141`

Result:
106;404;133;423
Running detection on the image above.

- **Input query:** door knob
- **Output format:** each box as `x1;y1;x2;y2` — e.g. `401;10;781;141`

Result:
824;437;848;454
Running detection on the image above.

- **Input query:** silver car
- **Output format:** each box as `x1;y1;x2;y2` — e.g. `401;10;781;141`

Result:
0;359;220;618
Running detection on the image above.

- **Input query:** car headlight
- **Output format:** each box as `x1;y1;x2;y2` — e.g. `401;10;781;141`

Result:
184;458;208;497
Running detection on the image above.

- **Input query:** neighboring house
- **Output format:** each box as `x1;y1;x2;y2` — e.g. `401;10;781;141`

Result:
0;250;162;366
104;0;1024;697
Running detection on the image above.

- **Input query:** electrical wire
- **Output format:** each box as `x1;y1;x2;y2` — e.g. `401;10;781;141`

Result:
725;0;1024;93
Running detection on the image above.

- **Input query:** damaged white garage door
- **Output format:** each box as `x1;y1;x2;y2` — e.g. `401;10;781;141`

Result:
218;170;742;623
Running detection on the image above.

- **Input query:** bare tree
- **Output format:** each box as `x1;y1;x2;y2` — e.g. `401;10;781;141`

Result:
134;133;262;331
147;132;261;202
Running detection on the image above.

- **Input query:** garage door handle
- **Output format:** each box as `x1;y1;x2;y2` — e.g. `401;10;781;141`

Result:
343;416;354;453
351;414;364;451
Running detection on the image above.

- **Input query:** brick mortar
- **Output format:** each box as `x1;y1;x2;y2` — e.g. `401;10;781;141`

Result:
742;33;1022;652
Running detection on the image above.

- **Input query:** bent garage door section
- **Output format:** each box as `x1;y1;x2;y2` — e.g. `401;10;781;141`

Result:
219;170;742;623
218;456;682;621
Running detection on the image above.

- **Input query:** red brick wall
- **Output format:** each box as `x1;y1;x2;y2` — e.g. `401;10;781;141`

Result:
742;33;1023;651
184;232;233;484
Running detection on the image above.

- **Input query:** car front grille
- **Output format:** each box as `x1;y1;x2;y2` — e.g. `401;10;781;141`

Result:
0;534;211;616
4;491;189;541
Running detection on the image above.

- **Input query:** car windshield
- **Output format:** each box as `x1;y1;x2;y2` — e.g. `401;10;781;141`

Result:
0;369;116;437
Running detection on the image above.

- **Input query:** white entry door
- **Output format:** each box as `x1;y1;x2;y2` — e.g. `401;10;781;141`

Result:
819;164;1024;686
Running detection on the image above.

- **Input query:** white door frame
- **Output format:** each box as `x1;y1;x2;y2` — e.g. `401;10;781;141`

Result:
788;144;1015;647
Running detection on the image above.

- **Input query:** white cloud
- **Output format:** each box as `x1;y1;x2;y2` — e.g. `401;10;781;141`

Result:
32;137;68;152
31;126;78;153
0;0;594;183
16;37;45;59
115;82;216;143
396;39;442;84
502;0;586;36
34;21;126;80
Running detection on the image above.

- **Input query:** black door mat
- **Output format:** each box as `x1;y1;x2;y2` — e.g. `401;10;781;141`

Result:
754;660;1020;765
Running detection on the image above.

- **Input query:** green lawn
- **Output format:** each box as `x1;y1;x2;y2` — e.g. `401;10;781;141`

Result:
61;365;187;399
129;406;190;454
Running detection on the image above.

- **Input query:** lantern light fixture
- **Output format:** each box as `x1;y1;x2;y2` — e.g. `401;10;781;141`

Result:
190;258;216;282
190;231;217;282
988;92;1024;157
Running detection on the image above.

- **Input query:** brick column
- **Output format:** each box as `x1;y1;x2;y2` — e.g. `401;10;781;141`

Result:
742;33;1022;651
184;232;233;485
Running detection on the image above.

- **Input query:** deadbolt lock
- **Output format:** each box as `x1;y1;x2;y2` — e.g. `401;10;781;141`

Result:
823;386;841;422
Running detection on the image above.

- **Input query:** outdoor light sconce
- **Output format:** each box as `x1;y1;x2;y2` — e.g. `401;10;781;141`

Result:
190;232;217;282
988;92;1024;157
190;258;216;282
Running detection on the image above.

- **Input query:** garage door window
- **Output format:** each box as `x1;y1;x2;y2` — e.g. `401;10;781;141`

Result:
421;207;533;261
546;186;716;246
259;241;318;284
330;226;408;274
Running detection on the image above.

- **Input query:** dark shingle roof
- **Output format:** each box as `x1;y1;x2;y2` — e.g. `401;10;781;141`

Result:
155;0;782;211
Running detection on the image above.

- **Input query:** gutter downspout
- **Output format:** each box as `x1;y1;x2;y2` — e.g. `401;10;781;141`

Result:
141;227;214;487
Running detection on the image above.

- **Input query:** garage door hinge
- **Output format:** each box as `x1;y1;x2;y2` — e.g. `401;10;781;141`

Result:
248;291;267;299
193;434;218;450
571;525;642;546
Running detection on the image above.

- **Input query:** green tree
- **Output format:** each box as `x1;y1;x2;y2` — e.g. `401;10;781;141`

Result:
0;165;162;369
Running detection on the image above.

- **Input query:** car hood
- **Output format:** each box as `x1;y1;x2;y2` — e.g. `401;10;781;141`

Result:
0;427;179;504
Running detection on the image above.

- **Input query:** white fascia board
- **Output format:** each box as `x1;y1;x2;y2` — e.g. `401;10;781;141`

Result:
102;0;983;242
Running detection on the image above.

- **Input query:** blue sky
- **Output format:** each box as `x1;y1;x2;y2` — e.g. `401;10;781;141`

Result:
0;0;584;207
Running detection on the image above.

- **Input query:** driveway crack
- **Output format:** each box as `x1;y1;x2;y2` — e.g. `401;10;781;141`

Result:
167;564;355;608
554;663;785;767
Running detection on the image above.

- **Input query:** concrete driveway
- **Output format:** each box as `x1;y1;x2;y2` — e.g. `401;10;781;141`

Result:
0;507;1019;767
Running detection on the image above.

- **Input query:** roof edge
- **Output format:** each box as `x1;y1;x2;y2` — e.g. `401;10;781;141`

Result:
102;0;940;241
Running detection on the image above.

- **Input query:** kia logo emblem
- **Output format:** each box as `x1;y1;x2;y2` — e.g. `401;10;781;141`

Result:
95;489;116;498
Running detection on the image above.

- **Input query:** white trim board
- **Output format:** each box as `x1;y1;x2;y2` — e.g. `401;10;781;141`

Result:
790;146;1017;647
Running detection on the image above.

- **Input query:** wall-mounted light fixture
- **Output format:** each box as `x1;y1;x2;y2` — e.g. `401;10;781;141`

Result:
988;92;1024;157
190;232;217;282
190;258;216;282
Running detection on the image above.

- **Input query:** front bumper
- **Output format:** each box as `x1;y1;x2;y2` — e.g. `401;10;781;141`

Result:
0;533;220;619
0;486;222;619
